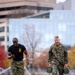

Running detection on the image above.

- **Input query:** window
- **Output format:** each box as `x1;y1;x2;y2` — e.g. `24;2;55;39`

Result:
0;15;7;18
7;45;9;49
29;13;50;18
0;5;53;11
7;36;9;41
7;27;9;32
0;36;5;41
0;27;5;32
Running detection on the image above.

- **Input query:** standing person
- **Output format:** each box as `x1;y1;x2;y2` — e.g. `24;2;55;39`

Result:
7;38;29;75
48;36;68;75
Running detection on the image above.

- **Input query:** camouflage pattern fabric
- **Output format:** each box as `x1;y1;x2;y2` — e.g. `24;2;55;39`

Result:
52;63;64;75
48;43;68;75
11;60;24;75
52;63;58;75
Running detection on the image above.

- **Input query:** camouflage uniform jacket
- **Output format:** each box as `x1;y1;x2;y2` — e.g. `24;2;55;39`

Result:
48;43;68;66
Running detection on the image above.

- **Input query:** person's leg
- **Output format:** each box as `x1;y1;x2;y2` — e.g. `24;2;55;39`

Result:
59;68;63;75
17;61;24;75
11;61;18;75
58;66;64;75
52;64;58;75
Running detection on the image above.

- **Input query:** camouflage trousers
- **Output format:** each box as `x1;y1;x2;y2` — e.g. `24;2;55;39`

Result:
52;64;64;75
11;60;24;75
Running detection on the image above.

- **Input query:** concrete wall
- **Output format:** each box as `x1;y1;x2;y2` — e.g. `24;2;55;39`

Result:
0;0;56;8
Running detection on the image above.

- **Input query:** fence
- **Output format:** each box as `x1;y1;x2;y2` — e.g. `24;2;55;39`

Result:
0;67;31;75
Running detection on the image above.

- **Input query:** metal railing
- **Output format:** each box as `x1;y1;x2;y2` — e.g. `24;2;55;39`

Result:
0;67;31;75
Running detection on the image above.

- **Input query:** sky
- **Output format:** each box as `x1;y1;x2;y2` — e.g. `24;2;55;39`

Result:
57;0;66;3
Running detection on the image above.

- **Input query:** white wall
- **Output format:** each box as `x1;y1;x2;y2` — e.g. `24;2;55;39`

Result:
64;0;71;10
54;3;64;10
71;0;75;10
54;0;75;10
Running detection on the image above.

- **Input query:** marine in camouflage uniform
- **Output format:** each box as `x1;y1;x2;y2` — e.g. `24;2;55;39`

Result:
7;38;29;75
48;36;68;75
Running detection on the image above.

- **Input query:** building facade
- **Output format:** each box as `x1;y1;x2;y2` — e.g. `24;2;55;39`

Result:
0;19;8;51
0;0;56;51
9;10;75;49
0;0;56;19
54;0;75;10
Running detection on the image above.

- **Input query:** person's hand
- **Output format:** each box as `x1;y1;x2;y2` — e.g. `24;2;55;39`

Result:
12;54;16;59
26;58;29;66
7;52;12;59
7;53;13;59
64;64;68;68
7;55;12;59
49;63;52;67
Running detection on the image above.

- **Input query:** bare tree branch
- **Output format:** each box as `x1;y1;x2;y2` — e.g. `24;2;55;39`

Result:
22;24;41;52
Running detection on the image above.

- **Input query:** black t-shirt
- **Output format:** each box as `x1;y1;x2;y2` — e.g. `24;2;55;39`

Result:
8;44;26;61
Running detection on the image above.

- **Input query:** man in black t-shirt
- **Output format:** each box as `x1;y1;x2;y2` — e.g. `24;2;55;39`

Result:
8;38;29;75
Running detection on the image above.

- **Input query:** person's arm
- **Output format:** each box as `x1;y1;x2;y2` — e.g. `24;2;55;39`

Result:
22;45;29;61
24;50;29;66
7;47;12;59
24;50;29;60
48;46;53;64
64;46;68;67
